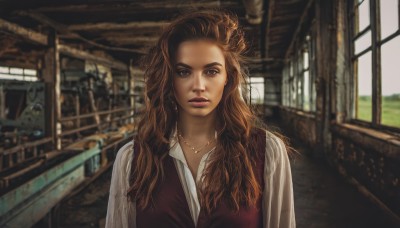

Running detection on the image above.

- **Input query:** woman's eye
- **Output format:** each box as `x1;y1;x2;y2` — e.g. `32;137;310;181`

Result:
205;69;219;76
176;69;190;77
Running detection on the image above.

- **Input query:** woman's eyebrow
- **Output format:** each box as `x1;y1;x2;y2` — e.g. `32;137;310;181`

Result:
176;63;192;69
204;62;223;68
176;62;223;69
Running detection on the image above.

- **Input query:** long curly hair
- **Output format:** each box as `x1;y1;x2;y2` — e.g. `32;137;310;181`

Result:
128;9;263;213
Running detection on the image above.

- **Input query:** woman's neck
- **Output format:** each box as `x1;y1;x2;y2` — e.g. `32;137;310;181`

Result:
177;111;217;139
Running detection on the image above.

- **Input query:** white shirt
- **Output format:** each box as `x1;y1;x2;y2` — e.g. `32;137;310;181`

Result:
105;129;296;228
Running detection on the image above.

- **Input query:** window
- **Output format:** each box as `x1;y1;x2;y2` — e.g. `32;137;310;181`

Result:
350;0;400;128
282;30;316;112
0;66;38;81
249;77;264;104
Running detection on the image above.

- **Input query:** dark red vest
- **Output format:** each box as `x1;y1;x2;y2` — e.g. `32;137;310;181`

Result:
132;128;266;228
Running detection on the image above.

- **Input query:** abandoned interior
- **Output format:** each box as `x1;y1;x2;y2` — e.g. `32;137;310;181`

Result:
0;0;399;227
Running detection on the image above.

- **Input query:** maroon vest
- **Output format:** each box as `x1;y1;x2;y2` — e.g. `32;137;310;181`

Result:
132;128;266;228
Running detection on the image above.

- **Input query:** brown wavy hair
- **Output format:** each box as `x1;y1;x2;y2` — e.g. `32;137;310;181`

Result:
128;9;264;213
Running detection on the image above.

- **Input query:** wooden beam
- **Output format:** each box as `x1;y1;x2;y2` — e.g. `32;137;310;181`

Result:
18;11;147;54
30;1;227;13
58;44;127;70
265;0;276;58
0;18;47;45
68;21;169;31
105;36;158;45
284;0;315;59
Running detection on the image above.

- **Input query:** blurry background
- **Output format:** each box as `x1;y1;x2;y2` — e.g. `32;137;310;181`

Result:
0;0;399;227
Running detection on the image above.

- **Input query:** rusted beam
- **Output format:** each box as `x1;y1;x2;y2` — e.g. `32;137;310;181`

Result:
58;44;127;70
285;0;315;59
68;21;169;31
0;18;47;45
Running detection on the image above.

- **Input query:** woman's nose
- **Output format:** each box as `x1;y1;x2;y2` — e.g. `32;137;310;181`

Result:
192;72;205;92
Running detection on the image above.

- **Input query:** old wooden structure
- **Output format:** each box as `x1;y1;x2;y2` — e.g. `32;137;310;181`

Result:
0;0;399;226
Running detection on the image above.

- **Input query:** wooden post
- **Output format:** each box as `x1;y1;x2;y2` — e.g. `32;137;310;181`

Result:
370;0;381;126
87;78;101;131
42;30;61;150
128;60;135;124
75;94;81;137
314;0;336;157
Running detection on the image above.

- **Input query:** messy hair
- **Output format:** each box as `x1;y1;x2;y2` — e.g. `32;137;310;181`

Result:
128;9;263;213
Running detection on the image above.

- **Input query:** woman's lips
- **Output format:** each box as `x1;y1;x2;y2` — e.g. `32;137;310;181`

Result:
189;98;210;107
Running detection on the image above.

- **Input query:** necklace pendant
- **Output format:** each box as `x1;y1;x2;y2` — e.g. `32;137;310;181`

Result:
195;150;199;154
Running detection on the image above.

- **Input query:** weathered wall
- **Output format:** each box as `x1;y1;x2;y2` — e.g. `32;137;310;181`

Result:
278;0;400;220
279;108;317;150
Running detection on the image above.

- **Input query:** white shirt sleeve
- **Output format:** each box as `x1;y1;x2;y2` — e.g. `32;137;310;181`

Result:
105;141;136;228
263;132;296;228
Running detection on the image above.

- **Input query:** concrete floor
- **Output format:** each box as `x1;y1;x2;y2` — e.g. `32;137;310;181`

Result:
57;136;399;228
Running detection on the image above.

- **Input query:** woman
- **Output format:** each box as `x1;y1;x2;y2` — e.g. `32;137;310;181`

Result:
106;10;295;228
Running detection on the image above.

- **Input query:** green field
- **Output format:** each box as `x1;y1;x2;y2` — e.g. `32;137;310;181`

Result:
358;95;400;127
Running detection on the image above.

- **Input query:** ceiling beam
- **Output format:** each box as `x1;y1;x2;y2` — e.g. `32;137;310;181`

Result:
0;18;48;45
30;1;230;13
58;44;127;71
104;36;158;46
68;21;169;32
265;0;276;58
285;0;315;59
18;11;147;54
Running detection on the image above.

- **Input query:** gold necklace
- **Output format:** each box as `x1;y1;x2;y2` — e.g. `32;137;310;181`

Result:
178;133;215;154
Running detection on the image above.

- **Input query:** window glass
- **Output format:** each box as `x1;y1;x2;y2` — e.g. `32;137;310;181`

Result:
356;0;370;33
355;30;371;54
303;71;310;111
356;51;372;121
380;0;399;40
250;77;264;104
381;36;400;127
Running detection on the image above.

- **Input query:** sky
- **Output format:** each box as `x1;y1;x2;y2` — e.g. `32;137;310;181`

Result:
357;0;399;96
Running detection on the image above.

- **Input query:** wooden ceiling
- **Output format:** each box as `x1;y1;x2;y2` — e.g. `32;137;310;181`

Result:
0;0;310;73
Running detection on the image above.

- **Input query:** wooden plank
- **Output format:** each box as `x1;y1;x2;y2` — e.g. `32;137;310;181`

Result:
104;36;158;46
30;1;225;13
68;21;169;31
19;11;147;54
0;18;47;45
58;44;127;70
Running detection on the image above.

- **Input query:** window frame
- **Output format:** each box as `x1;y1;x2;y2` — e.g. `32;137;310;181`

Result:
348;0;400;133
282;25;317;114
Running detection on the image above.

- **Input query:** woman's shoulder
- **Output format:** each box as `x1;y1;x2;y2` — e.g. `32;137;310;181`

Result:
258;129;289;176
252;127;286;150
113;140;135;170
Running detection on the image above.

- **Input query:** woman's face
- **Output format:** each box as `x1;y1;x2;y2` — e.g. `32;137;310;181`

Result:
173;40;227;118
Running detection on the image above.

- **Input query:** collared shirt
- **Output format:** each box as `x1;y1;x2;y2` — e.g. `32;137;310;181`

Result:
105;129;296;228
